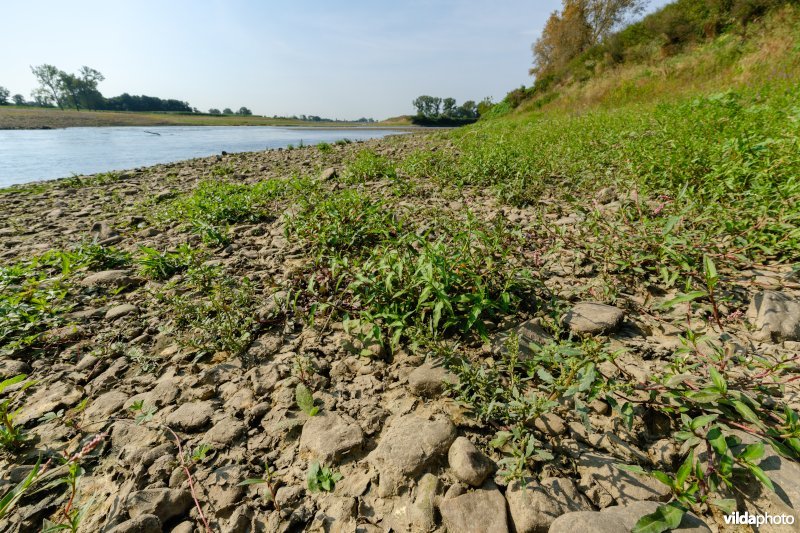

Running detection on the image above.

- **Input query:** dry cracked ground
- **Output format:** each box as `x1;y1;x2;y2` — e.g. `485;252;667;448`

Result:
1;134;799;533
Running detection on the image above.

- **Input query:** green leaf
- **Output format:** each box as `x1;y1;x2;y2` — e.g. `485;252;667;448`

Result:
651;470;675;489
707;426;728;456
238;478;267;486
0;375;26;395
708;367;727;394
739;442;765;463
676;450;694;488
748;464;775;492
690;414;718;431
709;498;737;514
632;502;685;533
662;291;707;308
731;400;763;428
615;463;647;474
295;383;317;416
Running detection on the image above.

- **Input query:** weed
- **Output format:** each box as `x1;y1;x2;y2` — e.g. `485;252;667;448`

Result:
129;400;156;424
75;242;132;270
317;142;333;153
239;463;280;511
188;444;213;463
0;375;36;450
295;383;319;416
138;244;197;280
306;462;342;493
342;149;396;183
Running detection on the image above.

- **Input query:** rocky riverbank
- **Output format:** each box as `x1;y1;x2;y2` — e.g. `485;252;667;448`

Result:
1;130;799;533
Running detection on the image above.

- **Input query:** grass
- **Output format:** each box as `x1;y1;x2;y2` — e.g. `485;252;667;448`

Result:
0;106;410;130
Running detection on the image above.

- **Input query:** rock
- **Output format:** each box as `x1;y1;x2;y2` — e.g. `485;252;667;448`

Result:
15;381;83;425
563;303;624;335
80;270;140;289
299;411;365;462
493;319;551;358
165;401;214;432
369;413;456;496
748;290;800;341
410;473;440;531
407;363;457;398
439;488;509;533
105;514;161;533
447;437;494;487
126;488;192;523
549;501;711;533
202;416;246;447
105;303;138;320
506;477;592;533
577;453;671;507
0;358;29;378
319;167;337;181
533;412;567;437
256;290;288;321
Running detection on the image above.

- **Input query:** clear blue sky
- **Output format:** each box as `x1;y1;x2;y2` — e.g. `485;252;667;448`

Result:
1;0;670;120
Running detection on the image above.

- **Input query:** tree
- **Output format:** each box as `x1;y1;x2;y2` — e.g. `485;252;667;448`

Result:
0;86;9;105
530;0;644;78
237;107;252;116
12;94;25;105
477;97;494;116
209;108;221;115
412;95;444;118
460;100;479;118
31;64;63;108
442;97;457;117
223;108;233;115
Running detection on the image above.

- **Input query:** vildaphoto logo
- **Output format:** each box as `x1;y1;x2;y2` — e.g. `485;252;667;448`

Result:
724;511;796;526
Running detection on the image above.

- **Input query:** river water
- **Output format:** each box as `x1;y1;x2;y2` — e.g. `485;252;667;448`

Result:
0;126;405;187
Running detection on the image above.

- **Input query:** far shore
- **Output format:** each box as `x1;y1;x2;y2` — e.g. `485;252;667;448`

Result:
0;105;418;130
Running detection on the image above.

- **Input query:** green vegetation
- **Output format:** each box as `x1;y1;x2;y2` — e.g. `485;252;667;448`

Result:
306;462;342;493
138;244;197;280
0;375;37;450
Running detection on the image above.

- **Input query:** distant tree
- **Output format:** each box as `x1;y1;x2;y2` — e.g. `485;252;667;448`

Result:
223;108;233;115
237;107;252;116
12;94;26;105
460;100;479;118
0;86;9;105
412;95;444;118
208;108;221;115
31;64;64;108
477;97;494;116
442;97;457;117
531;0;644;79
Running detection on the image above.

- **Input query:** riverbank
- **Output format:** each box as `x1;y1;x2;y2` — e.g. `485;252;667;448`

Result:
1;78;799;531
0;106;416;130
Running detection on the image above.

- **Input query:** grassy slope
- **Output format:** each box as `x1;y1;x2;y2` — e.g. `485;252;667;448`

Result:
0;106;416;130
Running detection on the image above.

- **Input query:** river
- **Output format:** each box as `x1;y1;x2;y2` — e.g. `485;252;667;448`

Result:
0;126;405;187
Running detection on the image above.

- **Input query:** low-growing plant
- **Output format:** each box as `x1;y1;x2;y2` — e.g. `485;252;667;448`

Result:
306;462;342;493
316;142;333;153
295;383;319;416
239;463;280;511
0;374;36;450
342;149;396;183
75;242;132;270
138;244;197;280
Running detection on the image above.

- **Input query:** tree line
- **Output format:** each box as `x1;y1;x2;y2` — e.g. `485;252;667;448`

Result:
0;64;251;115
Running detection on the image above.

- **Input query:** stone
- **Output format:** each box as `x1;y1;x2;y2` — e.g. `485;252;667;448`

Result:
319;167;337;181
105;514;161;533
126;488;192;523
577;453;671;506
80;270;140;289
202;417;246;447
368;413;456;496
106;303;138;320
439;488;509;533
165;401;214;432
563;302;624;335
407;363;457;398
506;477;592;533
549;501;711;533
493;319;551;359
299;411;365;462
0;358;30;378
533;412;567;436
447;437;494;487
15;381;83;425
748;290;800;341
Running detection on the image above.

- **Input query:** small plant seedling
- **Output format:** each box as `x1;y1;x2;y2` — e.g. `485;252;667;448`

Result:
306;462;342;493
129;400;156;425
295;383;319;416
189;444;213;463
239;463;281;511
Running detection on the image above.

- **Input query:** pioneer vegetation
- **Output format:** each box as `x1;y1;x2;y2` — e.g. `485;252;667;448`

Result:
1;1;799;532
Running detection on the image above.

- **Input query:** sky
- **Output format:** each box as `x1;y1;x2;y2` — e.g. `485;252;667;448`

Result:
1;0;671;120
